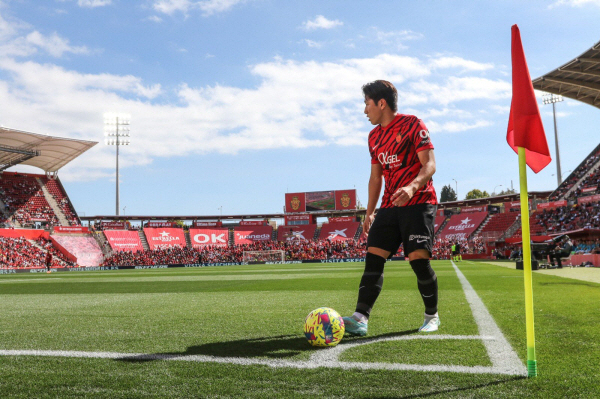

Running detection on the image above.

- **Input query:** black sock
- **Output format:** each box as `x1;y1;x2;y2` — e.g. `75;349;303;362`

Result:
355;252;386;319
410;258;438;315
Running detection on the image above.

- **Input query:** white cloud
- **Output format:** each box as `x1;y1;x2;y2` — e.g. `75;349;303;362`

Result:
368;28;423;50
429;56;494;72
152;0;247;16
549;0;600;8
24;31;88;57
302;39;323;48
77;0;112;7
0;12;88;58
0;37;509;182
302;15;343;31
146;15;163;23
427;119;492;133
414;76;511;106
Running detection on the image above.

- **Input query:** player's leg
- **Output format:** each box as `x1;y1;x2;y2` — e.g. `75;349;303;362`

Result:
343;208;400;336
401;204;440;332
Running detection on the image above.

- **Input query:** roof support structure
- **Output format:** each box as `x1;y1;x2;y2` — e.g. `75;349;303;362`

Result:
533;39;600;110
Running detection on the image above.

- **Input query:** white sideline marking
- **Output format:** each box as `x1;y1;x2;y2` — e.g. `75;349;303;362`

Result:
451;261;526;376
0;262;526;376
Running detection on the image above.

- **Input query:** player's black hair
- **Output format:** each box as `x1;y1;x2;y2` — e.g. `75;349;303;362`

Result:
362;80;398;112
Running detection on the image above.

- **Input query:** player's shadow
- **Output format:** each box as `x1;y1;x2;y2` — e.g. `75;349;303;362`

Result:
117;329;419;363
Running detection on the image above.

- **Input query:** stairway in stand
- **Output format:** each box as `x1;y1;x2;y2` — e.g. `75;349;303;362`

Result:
138;230;150;250
36;178;69;226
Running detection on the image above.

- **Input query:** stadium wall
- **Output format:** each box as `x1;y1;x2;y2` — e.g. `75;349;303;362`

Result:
0;228;49;240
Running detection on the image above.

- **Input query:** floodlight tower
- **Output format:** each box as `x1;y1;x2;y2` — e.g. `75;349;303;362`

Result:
542;94;564;186
104;113;130;216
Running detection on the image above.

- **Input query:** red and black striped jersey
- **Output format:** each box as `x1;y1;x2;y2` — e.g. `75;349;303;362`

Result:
368;113;437;208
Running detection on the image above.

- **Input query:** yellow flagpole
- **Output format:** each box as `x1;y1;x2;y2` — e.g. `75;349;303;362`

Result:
518;146;537;377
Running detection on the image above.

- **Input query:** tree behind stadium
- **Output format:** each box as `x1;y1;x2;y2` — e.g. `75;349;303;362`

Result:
440;184;457;202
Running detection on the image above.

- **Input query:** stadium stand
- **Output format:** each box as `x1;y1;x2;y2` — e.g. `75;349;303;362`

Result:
143;227;187;249
189;227;229;248
0;236;74;268
41;177;80;226
51;235;103;267
478;212;520;241
100;238;368;266
511;211;548;238
104;230;144;252
318;221;360;241
277;225;317;242
233;225;273;245
549;144;600;200
438;212;488;240
0;172;80;228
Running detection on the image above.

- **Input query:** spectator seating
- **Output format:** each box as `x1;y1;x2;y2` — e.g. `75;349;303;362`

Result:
52;235;104;266
0;172;79;227
318;221;360;241
479;212;519;235
549;145;600;200
42;178;80;226
0;236;74;268
104;230;144;252
277;225;317;242
512;211;548;237
0;173;58;227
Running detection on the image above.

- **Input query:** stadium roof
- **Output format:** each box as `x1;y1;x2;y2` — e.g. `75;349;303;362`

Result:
0;127;97;173
532;39;600;109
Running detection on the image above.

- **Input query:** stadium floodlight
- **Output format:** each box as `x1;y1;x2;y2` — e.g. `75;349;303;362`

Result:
542;94;563;186
104;113;131;216
494;185;503;196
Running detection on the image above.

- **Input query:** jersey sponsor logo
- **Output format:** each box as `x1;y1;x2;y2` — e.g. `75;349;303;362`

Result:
377;152;403;167
419;130;430;139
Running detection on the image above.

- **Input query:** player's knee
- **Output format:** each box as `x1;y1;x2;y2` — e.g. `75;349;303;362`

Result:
365;252;386;273
409;258;436;283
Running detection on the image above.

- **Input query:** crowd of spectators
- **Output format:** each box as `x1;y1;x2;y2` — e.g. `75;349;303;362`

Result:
101;238;369;266
534;201;600;233
0;236;74;268
431;236;486;260
99;234;497;266
550;149;600;200
569;169;600;201
0;174;59;227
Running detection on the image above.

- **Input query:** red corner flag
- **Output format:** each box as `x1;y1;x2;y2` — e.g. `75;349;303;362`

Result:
506;24;551;173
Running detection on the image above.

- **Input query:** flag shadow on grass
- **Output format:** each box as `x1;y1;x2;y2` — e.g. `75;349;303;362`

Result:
116;329;419;363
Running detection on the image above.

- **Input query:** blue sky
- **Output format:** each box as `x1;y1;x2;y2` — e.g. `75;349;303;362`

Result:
1;0;600;218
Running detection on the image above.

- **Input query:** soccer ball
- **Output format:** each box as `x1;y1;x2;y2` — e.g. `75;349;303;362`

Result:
304;307;345;347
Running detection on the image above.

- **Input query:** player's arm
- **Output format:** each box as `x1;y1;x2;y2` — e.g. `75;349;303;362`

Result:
363;163;383;235
391;149;436;207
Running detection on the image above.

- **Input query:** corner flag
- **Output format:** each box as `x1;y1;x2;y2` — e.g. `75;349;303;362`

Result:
507;24;551;378
507;25;551;174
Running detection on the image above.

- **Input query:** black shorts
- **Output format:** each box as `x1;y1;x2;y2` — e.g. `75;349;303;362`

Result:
367;203;436;258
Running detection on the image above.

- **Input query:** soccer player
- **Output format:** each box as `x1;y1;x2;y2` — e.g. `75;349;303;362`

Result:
455;241;462;262
343;80;439;336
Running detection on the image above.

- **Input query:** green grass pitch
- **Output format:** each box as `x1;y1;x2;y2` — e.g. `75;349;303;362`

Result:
1;260;599;398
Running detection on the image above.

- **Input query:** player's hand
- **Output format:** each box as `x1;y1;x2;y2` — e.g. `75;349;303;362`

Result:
391;186;416;206
363;213;375;236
